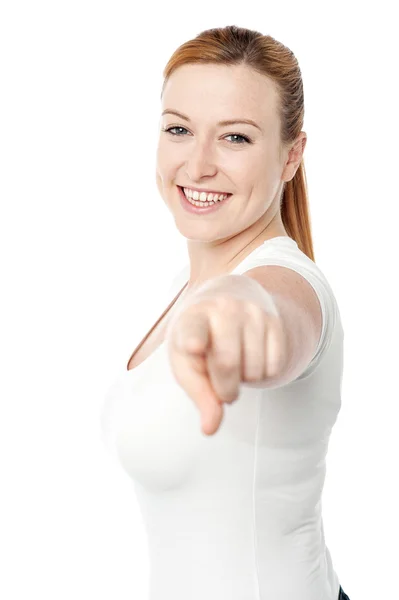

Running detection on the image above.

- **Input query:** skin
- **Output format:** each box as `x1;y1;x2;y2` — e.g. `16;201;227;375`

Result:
153;63;310;435
165;281;288;435
156;62;307;294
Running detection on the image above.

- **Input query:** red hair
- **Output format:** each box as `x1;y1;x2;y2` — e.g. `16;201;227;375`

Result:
161;25;316;262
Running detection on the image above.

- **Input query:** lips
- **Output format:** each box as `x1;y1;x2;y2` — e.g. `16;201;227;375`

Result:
177;184;233;214
178;186;231;200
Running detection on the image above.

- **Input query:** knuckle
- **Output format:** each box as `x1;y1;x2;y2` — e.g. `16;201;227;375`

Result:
213;295;241;315
243;302;265;323
213;353;238;372
244;369;263;382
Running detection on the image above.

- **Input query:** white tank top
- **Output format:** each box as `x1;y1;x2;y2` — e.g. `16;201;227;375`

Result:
100;236;344;600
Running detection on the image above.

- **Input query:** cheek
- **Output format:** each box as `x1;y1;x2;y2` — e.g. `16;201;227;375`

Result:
155;154;169;192
156;142;177;179
229;154;263;183
155;171;163;195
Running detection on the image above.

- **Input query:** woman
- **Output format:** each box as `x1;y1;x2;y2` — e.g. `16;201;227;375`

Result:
101;25;350;600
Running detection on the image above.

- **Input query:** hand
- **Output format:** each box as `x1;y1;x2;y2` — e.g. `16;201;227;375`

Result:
165;292;286;436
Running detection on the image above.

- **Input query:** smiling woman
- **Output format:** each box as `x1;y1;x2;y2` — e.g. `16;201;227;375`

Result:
100;24;348;600
155;55;307;260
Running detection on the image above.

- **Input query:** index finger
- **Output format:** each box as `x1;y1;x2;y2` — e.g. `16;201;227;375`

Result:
166;313;224;435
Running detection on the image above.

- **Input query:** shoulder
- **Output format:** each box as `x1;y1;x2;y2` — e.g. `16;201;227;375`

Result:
243;264;322;329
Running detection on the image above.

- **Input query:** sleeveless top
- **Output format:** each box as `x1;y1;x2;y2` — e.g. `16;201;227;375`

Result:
100;236;344;600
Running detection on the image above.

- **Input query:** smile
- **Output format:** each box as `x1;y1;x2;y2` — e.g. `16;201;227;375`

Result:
182;187;231;204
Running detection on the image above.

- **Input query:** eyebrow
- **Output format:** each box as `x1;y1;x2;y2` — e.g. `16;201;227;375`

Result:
161;109;263;133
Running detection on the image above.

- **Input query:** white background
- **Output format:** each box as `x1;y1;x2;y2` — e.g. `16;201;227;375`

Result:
1;2;398;599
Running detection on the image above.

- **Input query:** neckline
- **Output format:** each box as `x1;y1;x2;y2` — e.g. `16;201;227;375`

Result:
125;280;189;373
125;235;296;375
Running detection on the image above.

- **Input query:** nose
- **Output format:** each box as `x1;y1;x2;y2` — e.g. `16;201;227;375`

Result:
185;140;217;182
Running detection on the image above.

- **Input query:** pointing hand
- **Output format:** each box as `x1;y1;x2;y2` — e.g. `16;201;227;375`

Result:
165;289;286;436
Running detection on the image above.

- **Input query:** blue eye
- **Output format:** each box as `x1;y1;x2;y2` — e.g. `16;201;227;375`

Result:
225;133;251;145
162;126;251;145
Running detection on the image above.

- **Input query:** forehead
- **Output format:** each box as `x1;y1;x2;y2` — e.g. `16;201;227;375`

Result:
162;64;279;132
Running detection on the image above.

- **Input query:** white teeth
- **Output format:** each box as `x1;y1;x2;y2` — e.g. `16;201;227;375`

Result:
183;187;229;203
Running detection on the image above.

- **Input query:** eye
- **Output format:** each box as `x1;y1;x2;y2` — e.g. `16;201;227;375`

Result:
162;126;251;145
163;126;188;137
224;133;251;145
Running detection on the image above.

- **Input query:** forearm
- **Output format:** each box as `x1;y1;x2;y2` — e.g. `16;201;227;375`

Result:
187;274;280;318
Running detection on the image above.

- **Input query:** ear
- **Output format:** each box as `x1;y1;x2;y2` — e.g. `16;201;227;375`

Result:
282;132;307;182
